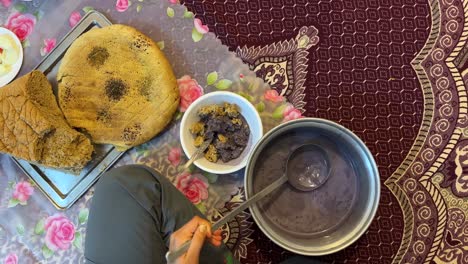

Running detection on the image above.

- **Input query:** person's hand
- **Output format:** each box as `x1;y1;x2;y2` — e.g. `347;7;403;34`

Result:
169;216;222;264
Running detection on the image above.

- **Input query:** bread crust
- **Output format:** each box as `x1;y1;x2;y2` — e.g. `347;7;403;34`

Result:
57;24;180;150
0;70;94;171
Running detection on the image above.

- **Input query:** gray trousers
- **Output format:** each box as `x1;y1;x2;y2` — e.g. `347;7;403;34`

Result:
84;165;326;264
84;165;230;264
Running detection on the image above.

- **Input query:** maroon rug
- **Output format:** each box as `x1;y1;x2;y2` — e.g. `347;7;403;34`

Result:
182;1;468;263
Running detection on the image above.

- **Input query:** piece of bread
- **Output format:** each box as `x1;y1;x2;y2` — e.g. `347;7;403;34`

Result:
0;70;94;172
57;24;180;150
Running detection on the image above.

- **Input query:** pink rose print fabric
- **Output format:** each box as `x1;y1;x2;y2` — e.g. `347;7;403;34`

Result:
0;0;11;8
3;253;17;264
13;181;34;203
168;147;182;167
44;214;76;251
69;11;81;27
5;12;36;42
283;104;302;122
176;172;209;204
115;0;129;12
194;18;209;34
177;75;204;112
40;38;56;56
264;90;284;103
0;2;310;264
9;181;34;207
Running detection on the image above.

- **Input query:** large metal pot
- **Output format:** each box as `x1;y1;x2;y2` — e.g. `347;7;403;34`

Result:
244;118;380;256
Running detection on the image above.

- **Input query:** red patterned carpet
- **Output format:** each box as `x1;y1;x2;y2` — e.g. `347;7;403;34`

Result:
182;1;468;263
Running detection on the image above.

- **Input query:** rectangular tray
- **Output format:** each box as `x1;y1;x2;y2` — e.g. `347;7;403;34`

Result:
13;11;125;210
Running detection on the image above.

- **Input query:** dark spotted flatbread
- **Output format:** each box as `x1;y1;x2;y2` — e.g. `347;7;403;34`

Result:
57;24;179;150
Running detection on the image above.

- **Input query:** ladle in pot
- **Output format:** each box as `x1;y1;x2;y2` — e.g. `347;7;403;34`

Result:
166;143;331;263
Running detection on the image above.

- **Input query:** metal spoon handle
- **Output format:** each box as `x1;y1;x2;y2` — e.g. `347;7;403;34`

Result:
165;175;287;263
166;241;190;264
180;140;211;172
212;175;287;230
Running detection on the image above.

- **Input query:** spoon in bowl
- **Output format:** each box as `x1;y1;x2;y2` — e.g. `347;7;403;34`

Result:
166;143;332;263
179;139;212;172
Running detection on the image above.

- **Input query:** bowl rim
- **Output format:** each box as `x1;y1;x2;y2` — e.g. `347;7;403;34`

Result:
0;27;24;88
244;117;381;255
180;91;263;174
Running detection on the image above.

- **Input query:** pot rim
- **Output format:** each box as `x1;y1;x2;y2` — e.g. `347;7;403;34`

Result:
244;117;381;256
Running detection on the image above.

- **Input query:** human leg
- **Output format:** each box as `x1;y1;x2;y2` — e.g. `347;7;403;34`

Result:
84;165;227;264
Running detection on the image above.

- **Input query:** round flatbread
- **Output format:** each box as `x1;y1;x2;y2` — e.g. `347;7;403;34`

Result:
57;24;179;150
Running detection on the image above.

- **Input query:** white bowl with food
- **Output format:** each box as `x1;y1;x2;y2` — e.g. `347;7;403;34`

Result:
0;27;23;87
180;91;263;174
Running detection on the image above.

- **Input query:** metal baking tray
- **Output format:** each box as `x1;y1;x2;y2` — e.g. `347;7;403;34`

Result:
12;11;125;210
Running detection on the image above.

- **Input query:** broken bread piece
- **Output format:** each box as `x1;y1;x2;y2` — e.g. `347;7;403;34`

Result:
0;70;94;172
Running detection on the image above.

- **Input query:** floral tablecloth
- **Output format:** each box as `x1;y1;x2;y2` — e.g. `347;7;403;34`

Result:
2;0;468;264
0;1;308;263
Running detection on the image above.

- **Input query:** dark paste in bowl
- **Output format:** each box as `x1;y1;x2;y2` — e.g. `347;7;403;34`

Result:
190;103;250;163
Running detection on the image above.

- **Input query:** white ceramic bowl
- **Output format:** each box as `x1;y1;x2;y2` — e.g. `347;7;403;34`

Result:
180;91;263;174
0;27;23;88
